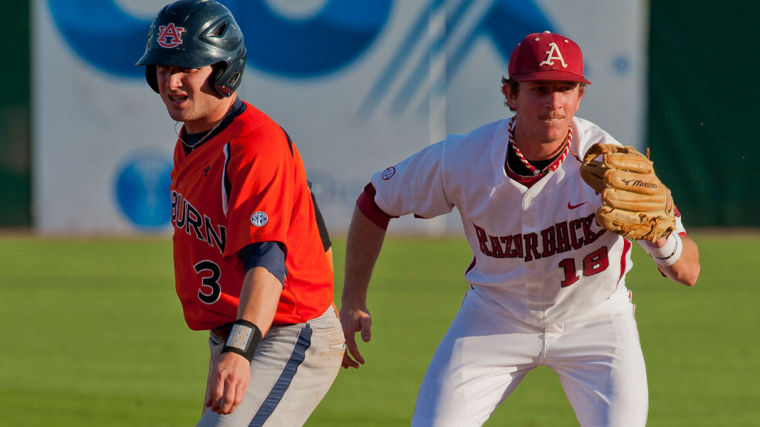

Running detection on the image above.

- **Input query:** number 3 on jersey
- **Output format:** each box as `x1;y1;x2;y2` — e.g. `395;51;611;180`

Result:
558;246;609;288
194;260;222;304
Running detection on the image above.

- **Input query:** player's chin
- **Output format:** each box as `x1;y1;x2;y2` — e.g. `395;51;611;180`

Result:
538;120;568;139
165;107;193;123
160;96;190;117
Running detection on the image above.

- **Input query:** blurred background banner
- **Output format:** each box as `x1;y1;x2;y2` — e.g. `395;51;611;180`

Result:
29;0;646;235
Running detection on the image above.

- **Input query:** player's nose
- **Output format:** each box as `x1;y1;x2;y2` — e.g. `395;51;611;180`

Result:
166;72;184;91
546;91;564;111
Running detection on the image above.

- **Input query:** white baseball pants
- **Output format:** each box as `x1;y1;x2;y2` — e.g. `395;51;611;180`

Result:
412;288;648;427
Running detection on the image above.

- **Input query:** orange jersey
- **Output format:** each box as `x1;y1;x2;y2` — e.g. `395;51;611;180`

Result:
170;100;333;330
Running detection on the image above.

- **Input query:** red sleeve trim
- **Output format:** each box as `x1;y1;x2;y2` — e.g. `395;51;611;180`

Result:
465;256;477;274
619;238;632;284
356;183;396;230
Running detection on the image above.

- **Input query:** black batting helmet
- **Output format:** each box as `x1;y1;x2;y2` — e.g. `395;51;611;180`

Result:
136;0;246;97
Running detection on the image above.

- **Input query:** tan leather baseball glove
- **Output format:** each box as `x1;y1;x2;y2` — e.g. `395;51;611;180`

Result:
579;143;675;242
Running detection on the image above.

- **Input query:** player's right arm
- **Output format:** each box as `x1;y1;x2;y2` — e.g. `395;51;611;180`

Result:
205;266;282;414
340;205;387;369
642;233;700;286
341;142;450;369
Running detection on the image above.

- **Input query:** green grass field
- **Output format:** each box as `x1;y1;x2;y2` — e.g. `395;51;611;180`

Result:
1;231;758;426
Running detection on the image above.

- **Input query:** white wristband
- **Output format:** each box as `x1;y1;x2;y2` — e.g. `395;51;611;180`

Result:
645;233;683;267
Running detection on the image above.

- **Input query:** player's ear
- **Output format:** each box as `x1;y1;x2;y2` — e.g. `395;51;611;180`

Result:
575;83;585;109
502;81;518;110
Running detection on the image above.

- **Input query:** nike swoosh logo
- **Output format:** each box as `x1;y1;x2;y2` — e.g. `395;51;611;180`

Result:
567;201;586;209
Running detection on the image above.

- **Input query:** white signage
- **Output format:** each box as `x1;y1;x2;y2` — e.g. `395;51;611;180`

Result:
34;0;645;234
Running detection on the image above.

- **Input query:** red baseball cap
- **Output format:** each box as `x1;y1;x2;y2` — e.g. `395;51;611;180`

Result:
508;31;591;84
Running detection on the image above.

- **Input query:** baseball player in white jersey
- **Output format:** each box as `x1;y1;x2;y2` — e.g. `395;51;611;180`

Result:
339;31;700;426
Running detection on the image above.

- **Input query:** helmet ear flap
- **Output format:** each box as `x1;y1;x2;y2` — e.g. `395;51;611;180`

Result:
145;65;159;94
210;63;230;97
212;57;245;97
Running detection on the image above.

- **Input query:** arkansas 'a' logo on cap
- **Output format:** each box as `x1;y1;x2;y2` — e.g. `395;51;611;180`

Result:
539;42;568;69
157;23;185;48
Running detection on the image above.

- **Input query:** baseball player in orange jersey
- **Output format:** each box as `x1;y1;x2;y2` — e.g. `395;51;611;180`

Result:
340;31;701;426
136;1;344;426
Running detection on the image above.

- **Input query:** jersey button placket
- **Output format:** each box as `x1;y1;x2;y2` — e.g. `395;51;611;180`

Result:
522;191;544;323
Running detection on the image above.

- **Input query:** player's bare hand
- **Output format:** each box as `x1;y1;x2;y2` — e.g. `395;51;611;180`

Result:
204;351;250;415
644;237;668;249
339;304;372;369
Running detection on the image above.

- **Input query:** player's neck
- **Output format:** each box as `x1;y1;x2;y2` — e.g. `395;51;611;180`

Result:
184;95;236;134
512;122;571;161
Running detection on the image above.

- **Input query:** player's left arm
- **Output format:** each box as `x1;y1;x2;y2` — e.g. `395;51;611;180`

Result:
204;266;282;415
641;233;700;286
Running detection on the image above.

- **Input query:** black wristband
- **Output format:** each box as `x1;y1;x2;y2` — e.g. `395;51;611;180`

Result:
221;319;263;362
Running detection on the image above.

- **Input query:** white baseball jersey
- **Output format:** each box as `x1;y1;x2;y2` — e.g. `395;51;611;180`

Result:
371;116;685;325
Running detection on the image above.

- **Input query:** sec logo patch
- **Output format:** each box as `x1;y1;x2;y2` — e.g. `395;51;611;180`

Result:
251;211;268;227
381;166;396;180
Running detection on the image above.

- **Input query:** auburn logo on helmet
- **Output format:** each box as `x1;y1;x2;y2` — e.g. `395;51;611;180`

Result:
157;23;185;48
